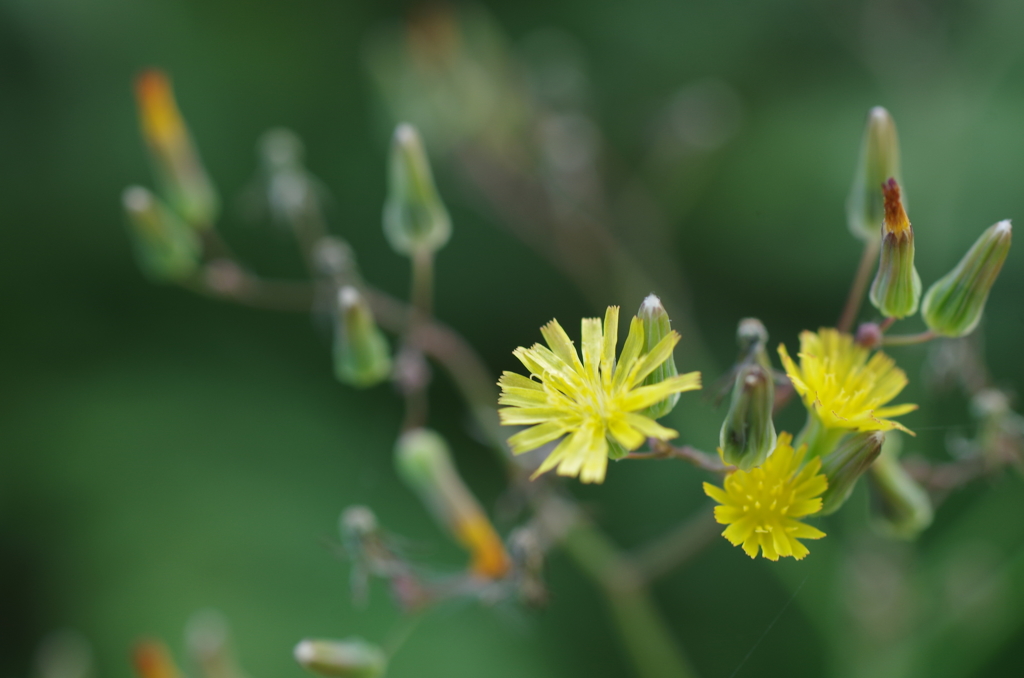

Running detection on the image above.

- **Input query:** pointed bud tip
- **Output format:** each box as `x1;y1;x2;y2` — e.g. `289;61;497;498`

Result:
882;178;910;234
338;285;361;310
640;293;664;315
994;219;1012;237
123;186;153;212
294;641;315;665
394;122;419;146
868;106;892;122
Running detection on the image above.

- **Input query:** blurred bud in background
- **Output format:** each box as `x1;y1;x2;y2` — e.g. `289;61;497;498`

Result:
186;611;248;678
922;220;1012;337
394;429;510;579
383;124;451;256
133;641;183;678
134;70;219;227
868;435;933;539
639;294;680;419
819;431;884;515
364;4;528;158
869;179;921;318
333;286;392;388
294;639;387;678
719;364;776;470
35;631;92;678
847;106;901;242
123;186;201;282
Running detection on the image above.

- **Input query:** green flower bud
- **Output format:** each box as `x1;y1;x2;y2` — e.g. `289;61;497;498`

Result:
869;179;921;318
293;639;386;678
382;124;451;256
922;220;1012;337
719;364;776;470
847;106;902;242
638;294;680;419
868;442;933;539
333;287;391;388
123;186;201;282
819;431;884;515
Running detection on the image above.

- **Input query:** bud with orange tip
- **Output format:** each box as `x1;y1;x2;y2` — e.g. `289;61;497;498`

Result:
135;69;219;227
869;178;921;318
394;428;510;579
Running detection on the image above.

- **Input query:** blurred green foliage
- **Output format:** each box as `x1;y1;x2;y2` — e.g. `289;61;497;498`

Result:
3;1;1024;677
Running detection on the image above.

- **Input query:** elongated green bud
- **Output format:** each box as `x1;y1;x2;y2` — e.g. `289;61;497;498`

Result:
395;429;510;578
639;294;679;419
819;431;884;515
382;124;451;256
719;364;776;470
294;639;386;678
922;220;1012;337
868;443;932;539
333;287;391;388
123;186;201;282
134;70;219;228
847;107;901;242
869;179;921;318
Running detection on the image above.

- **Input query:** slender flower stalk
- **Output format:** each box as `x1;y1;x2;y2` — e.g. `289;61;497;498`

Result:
499;306;702;483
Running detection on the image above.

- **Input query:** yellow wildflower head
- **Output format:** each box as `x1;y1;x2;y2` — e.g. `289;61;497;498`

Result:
778;328;917;434
498;306;701;484
703;433;827;560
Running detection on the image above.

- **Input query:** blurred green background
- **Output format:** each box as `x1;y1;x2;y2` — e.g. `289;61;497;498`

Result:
3;1;1024;677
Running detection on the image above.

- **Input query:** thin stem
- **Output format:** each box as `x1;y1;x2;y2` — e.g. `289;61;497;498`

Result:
837;238;879;333
881;330;938;347
558;516;698;678
400;249;436;432
631;508;719;583
628;441;730;474
878;316;897;332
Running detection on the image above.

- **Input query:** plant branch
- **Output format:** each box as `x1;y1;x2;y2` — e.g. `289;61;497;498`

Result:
882;330;938;347
838;238;879;333
631;508;719;583
628;440;730;474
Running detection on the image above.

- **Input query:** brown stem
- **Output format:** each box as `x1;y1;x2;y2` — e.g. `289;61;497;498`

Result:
838;238;879;333
631;508;719;583
628;441;731;474
882;330;938;347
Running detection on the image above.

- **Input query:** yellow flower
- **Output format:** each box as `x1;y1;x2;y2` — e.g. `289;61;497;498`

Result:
778;328;917;434
498;306;701;484
704;433;827;560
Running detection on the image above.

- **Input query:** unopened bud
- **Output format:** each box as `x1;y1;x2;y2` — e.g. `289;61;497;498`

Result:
847;107;902;242
293;639;386;678
186;611;246;678
382;124;451;256
736;317;770;367
334;287;391;388
922;220;1012;337
123;186;201;282
132;641;182;678
868;442;933;539
819;431;884;515
395;429;510;578
134;70;219;227
869;179;921;318
638;294;679;419
719;364;776;470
